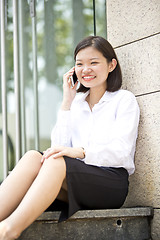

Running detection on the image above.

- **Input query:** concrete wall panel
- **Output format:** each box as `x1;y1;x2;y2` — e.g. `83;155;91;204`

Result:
124;92;160;208
115;34;160;96
107;0;160;47
107;0;160;238
151;209;160;240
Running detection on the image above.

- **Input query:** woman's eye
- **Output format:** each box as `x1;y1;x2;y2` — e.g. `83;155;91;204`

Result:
76;63;82;66
91;62;98;65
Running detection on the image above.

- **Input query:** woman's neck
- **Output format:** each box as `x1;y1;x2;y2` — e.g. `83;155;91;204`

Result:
86;87;106;110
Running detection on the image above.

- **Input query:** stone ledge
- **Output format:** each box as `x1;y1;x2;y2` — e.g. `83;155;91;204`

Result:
19;207;153;240
37;207;153;222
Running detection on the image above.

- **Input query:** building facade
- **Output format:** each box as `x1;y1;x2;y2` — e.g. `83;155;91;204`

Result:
106;0;160;238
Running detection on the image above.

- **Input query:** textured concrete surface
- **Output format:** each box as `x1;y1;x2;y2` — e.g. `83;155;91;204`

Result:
116;34;160;96
37;207;153;221
124;92;160;208
107;0;160;47
18;208;153;240
151;209;160;240
106;1;160;238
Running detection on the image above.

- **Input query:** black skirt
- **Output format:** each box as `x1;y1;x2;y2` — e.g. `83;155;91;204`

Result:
45;156;129;223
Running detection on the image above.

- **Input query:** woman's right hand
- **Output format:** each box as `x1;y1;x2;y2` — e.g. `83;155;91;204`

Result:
41;146;85;163
61;67;78;110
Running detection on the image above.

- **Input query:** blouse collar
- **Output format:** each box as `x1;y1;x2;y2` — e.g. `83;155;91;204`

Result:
77;90;120;104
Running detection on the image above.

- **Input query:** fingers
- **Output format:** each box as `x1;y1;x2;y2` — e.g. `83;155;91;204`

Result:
41;148;54;163
44;148;56;158
51;151;64;159
41;146;67;163
73;79;79;89
63;67;75;85
41;146;83;163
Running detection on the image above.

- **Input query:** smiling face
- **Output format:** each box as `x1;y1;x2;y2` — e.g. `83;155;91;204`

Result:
75;46;112;92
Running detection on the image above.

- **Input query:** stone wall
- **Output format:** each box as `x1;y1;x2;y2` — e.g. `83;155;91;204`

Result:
106;0;160;239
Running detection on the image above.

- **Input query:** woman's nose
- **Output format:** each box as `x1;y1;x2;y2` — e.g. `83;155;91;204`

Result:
82;66;92;73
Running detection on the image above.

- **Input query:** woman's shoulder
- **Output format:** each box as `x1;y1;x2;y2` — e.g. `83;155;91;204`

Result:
112;89;138;105
115;89;136;99
104;89;137;105
109;89;139;111
115;89;140;113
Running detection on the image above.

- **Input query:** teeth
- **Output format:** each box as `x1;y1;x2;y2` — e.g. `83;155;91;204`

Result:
83;76;94;79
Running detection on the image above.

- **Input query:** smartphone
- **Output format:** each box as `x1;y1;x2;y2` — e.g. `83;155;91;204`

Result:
71;71;78;87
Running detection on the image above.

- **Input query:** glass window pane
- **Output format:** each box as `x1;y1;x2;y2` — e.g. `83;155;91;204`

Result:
36;0;97;151
6;0;16;173
18;0;33;151
0;0;16;181
94;0;107;38
0;0;107;180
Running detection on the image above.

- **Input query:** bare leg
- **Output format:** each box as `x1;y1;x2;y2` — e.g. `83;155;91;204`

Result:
0;154;66;239
0;150;42;221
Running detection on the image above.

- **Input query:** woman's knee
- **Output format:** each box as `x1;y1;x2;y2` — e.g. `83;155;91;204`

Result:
43;156;66;178
24;150;42;158
23;150;42;162
19;150;42;174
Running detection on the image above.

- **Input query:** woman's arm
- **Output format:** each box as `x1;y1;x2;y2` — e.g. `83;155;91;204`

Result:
51;67;78;147
41;146;85;163
46;67;80;160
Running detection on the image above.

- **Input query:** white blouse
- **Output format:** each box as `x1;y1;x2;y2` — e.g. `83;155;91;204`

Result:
51;89;140;175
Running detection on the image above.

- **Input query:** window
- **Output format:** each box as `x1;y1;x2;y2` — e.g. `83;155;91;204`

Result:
0;0;106;181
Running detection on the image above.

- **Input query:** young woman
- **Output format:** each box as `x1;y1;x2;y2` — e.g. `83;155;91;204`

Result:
0;36;140;239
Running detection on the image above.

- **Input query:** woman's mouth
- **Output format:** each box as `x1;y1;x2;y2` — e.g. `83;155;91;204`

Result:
82;75;95;82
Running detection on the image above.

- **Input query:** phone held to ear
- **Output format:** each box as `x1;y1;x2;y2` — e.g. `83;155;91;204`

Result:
71;71;78;87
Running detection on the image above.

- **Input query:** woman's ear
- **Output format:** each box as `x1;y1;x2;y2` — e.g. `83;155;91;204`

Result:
109;58;117;72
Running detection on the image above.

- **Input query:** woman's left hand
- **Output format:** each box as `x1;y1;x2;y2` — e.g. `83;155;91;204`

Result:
41;146;85;163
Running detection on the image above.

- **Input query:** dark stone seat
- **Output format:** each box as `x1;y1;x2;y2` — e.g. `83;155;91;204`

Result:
19;207;153;240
